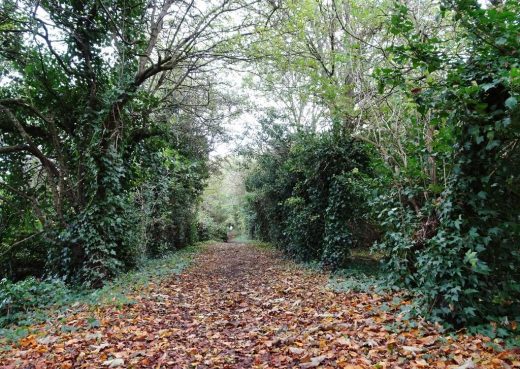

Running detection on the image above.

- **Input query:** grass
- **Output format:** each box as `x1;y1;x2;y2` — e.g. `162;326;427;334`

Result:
96;243;201;295
251;241;275;249
230;234;275;249
0;243;203;346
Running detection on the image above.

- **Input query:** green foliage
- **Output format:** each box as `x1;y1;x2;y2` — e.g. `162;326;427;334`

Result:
0;244;199;333
242;0;519;335
0;0;224;287
245;114;374;267
196;214;228;242
327;258;386;294
197;157;248;242
374;0;520;326
1;0;519;339
0;278;71;327
322;172;375;269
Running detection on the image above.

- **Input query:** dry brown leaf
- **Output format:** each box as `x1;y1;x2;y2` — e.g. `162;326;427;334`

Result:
289;347;305;355
102;358;125;367
402;345;424;354
454;359;475;369
300;355;327;368
336;336;350;345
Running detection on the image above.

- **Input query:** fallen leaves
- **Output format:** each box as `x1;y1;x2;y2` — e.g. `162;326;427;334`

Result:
401;345;424;354
102;358;124;367
454;359;476;369
289;347;305;355
37;336;59;345
0;243;517;368
301;355;327;368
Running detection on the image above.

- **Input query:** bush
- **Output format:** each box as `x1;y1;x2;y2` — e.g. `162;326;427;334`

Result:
322;173;374;269
0;277;72;326
196;215;228;242
374;0;520;326
245;127;375;267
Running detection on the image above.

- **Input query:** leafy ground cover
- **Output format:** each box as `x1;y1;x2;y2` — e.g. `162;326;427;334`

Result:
0;244;201;347
1;242;518;369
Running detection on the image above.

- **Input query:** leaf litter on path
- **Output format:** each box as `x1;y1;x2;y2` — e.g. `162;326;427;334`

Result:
0;243;518;368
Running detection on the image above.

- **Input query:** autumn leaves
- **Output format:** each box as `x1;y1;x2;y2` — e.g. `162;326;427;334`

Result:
1;243;518;368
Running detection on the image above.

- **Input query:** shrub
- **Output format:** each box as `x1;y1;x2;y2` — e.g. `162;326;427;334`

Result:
196;215;228;242
375;0;520;326
246;127;375;267
0;277;72;326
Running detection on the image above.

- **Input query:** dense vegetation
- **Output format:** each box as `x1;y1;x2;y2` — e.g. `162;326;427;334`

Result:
0;0;245;289
1;0;518;339
198;158;247;241
243;0;519;331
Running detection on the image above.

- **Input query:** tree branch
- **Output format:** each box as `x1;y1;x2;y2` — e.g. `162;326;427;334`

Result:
0;104;60;178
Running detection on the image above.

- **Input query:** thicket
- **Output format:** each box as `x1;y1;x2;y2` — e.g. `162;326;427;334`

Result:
245;117;374;268
244;0;519;330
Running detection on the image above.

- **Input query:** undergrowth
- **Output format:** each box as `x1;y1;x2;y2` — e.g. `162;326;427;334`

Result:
327;252;387;294
326;253;520;349
0;244;202;346
231;234;251;243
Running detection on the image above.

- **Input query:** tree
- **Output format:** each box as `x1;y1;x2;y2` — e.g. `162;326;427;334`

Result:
0;0;254;285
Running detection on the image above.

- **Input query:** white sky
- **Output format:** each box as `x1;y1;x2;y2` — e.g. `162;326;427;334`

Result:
210;68;275;158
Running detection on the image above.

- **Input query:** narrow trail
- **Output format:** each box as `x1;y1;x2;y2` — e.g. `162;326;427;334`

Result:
1;243;516;369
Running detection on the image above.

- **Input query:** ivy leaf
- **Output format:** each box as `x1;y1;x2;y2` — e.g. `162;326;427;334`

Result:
480;82;496;91
505;96;517;109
